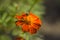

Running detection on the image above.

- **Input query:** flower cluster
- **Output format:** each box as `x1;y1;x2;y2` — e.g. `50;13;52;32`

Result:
15;12;42;34
15;36;25;40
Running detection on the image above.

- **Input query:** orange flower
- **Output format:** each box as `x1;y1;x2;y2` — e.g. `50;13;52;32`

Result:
15;36;25;40
15;12;42;34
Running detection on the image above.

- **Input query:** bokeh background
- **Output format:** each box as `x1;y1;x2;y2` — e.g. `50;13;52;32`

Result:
0;0;45;40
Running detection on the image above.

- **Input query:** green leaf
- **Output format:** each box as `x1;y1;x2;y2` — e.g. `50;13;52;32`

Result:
0;19;2;23
0;35;11;40
5;16;12;23
1;12;7;22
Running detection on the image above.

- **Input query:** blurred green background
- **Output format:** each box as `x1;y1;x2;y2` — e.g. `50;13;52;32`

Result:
0;0;45;40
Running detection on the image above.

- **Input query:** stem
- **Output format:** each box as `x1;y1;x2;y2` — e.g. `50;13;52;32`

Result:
28;0;39;13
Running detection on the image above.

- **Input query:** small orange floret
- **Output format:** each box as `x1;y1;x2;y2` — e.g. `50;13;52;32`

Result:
15;36;25;40
15;12;42;34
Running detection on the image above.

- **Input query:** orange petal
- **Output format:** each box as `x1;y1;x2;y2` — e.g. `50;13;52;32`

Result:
29;28;37;34
22;24;29;32
32;23;41;30
34;19;42;25
15;21;23;26
15;15;22;20
29;12;38;19
21;13;27;20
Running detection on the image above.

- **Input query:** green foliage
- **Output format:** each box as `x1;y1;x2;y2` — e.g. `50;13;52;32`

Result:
0;35;11;40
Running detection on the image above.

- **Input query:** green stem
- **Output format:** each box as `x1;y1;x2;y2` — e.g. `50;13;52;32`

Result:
28;0;39;13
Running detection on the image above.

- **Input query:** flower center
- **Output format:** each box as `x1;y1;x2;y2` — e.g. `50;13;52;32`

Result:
25;20;31;25
20;18;31;25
